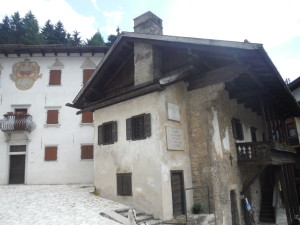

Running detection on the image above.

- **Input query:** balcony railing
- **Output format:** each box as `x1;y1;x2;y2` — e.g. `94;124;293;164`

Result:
0;114;35;132
236;141;296;163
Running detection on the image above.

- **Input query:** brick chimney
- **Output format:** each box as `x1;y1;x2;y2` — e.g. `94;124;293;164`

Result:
133;11;163;35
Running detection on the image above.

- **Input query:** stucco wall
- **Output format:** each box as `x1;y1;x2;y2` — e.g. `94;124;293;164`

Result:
94;82;193;220
186;83;264;225
0;53;103;184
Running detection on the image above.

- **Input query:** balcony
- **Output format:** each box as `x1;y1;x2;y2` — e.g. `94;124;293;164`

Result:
0;114;36;133
236;141;296;164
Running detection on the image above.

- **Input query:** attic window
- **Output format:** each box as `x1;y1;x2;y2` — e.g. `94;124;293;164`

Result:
231;118;244;141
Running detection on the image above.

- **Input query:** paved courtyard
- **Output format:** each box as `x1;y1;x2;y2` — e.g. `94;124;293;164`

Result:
0;185;126;225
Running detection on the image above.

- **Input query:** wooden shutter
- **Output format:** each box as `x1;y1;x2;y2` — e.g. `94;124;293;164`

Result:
83;69;94;85
126;118;132;140
98;125;104;145
81;145;93;159
45;146;57;161
122;173;132;195
112;121;118;143
82;112;93;123
144;113;151;138
49;70;61;85
117;173;123;195
47;110;58;124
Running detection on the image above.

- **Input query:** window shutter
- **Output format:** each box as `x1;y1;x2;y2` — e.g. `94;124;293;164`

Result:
47;110;58;124
81;145;93;159
122;173;132;195
126;118;132;140
117;174;123;195
112;121;118;143
144;113;151;138
81;145;87;159
82;112;93;123
49;70;61;85
98;125;104;145
83;69;94;85
45;146;57;161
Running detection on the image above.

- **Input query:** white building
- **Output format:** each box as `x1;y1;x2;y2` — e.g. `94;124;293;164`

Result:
0;45;106;185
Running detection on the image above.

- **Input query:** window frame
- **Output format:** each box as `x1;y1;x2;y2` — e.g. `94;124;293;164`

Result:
49;70;61;86
117;173;132;196
126;113;151;141
98;121;118;145
44;146;58;161
44;106;61;127
231;118;244;141
81;144;94;160
81;111;93;124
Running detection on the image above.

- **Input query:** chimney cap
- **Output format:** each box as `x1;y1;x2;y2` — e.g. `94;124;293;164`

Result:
133;11;163;35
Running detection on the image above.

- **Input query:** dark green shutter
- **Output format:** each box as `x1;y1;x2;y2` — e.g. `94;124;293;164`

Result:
98;125;104;145
112;121;118;143
144;113;151;138
126;118;132;140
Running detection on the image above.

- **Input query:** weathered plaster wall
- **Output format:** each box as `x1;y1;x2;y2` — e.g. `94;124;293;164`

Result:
186;83;264;225
0;53;103;184
93;82;193;220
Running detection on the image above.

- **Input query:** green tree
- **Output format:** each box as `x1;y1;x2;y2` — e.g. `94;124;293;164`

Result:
106;34;117;47
10;12;24;44
41;20;55;44
0;16;12;44
86;31;105;46
54;21;67;44
22;11;42;45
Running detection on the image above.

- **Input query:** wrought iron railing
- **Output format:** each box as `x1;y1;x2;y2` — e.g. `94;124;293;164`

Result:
0;114;35;132
236;141;296;163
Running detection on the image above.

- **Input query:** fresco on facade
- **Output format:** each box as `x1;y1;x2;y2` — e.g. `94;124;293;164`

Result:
10;59;42;90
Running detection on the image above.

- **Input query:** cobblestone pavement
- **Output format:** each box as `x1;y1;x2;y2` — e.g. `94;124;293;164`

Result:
0;185;126;225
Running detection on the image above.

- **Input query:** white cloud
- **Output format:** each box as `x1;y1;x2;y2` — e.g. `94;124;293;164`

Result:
101;10;123;36
0;0;98;39
90;0;100;12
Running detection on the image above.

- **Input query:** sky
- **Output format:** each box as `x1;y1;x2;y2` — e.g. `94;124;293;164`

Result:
0;0;299;82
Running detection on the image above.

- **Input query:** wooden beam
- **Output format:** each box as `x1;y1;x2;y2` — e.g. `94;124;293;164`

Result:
188;63;250;90
159;64;196;86
187;48;215;70
230;89;267;99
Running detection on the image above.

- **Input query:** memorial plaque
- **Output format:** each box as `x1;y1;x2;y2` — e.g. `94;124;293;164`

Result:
166;126;184;150
167;103;180;121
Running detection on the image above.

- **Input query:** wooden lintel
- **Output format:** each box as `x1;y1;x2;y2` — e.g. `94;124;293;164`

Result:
188;63;250;90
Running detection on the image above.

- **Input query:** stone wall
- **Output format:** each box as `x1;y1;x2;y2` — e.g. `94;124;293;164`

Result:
186;83;264;225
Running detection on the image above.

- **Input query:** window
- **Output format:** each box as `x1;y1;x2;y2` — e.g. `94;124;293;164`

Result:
81;145;93;159
117;173;132;196
231;118;244;140
45;146;57;161
126;113;151;141
98;121;117;145
83;69;94;85
47;110;59;124
81;112;93;123
49;70;61;85
250;127;257;142
10;145;26;152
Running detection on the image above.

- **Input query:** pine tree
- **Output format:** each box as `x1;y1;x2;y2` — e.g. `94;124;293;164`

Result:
0;16;12;44
54;21;67;44
41;20;55;44
106;34;117;47
22;11;42;45
86;31;105;46
10;12;24;44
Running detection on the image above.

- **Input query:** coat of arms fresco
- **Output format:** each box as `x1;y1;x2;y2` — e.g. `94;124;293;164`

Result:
10;59;42;90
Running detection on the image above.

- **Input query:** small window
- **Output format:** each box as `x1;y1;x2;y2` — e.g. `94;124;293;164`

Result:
10;145;26;152
45;146;57;161
231;118;244;140
81;145;93;159
83;69;94;85
117;173;132;196
49;70;61;85
126;114;151;141
82;112;93;123
98;121;117;145
250;127;257;142
47;110;59;124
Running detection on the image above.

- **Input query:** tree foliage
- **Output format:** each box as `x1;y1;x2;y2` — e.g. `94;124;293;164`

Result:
0;11;112;46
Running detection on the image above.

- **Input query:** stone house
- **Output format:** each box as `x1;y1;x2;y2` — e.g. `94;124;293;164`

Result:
0;45;106;184
70;11;300;224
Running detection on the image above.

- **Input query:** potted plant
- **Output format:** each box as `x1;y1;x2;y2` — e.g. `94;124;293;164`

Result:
192;203;201;214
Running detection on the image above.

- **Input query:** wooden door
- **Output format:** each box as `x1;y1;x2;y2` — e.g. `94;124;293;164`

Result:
14;108;27;130
171;171;185;217
9;155;25;184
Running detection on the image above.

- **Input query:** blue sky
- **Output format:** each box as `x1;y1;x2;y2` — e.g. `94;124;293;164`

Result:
0;0;299;81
